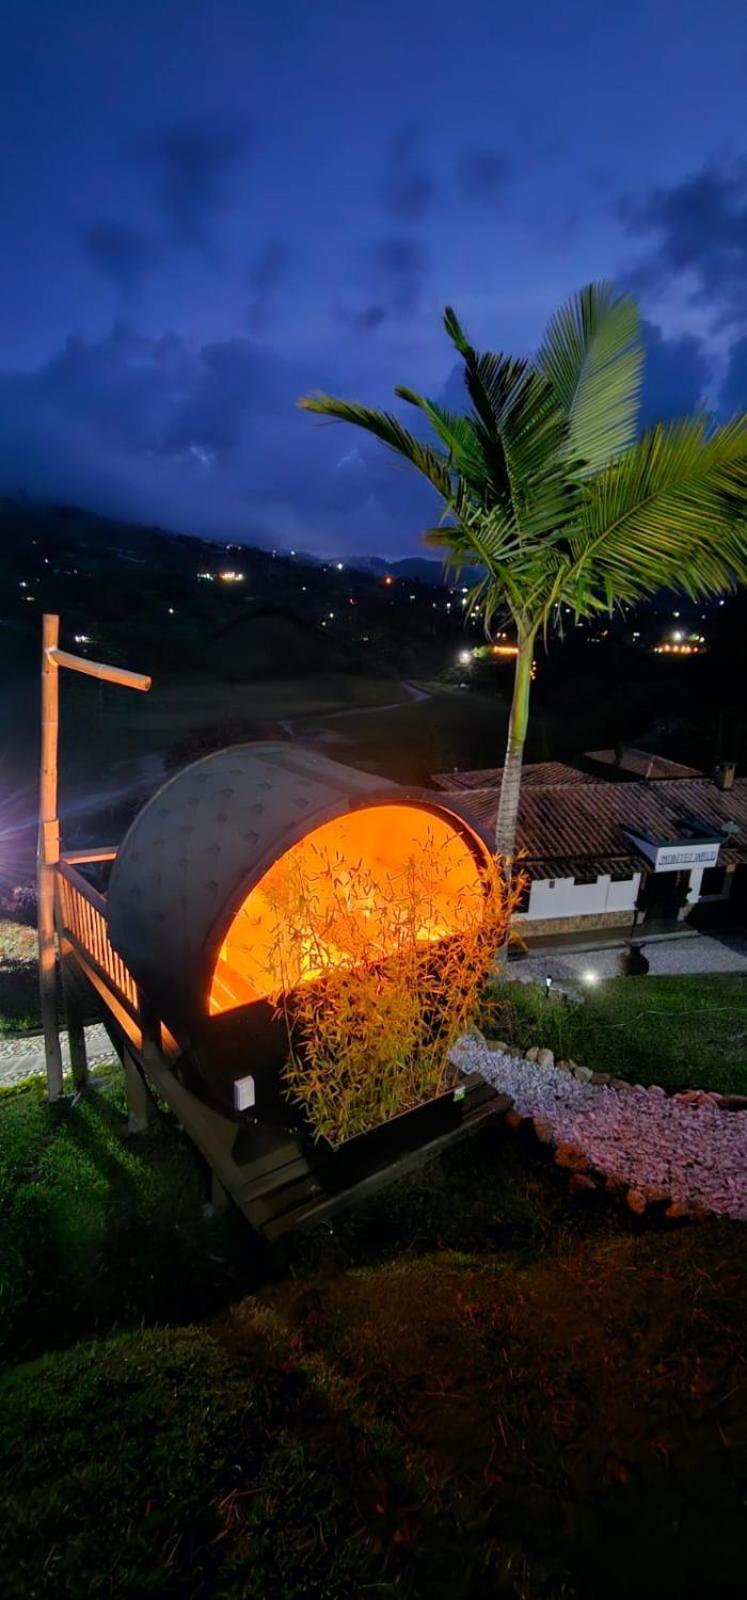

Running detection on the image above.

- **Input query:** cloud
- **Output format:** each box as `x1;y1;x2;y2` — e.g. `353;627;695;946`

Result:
140;118;252;246
246;237;291;330
380;125;435;222
343;304;388;332
639;319;713;426
622;161;747;327
0;323;439;555
456;147;510;201
370;235;426;314
340;234;428;332
81;220;160;296
718;336;747;415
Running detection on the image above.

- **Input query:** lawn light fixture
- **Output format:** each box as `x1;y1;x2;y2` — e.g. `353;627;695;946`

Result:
581;969;599;986
458;649;472;665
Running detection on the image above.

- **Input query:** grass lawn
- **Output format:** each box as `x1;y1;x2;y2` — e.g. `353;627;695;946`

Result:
0;920;41;1033
485;972;747;1095
1;1055;746;1597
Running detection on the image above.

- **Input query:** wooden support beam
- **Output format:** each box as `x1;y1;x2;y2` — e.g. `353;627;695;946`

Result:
38;614;64;1100
46;647;151;693
62;964;88;1092
123;1047;153;1135
61;847;118;866
37;613;151;1100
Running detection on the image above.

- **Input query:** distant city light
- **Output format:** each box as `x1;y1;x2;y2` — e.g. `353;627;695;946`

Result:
383;574;394;586
168;607;174;615
73;634;90;644
196;571;215;581
672;630;684;642
219;570;244;582
336;561;344;570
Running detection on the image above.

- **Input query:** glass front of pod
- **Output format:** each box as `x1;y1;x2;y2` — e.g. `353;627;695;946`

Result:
208;803;490;1015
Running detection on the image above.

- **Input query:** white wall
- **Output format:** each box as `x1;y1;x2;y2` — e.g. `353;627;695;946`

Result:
518;871;642;923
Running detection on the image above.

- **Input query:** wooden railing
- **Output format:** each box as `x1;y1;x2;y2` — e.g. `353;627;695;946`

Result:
55;856;140;1020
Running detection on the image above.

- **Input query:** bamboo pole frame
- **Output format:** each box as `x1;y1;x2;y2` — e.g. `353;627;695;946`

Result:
38;614;151;1100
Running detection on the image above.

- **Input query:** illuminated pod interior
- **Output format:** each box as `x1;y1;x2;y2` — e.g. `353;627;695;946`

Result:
208;803;489;1015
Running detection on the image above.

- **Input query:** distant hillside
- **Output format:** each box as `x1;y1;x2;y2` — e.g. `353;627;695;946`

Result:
208;603;377;681
350;553;485;587
0;498;475;681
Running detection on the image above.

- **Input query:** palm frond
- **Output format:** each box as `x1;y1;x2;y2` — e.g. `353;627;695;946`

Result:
535;282;643;475
439;325;573;535
567;416;747;604
394;388;494;502
298;392;455;499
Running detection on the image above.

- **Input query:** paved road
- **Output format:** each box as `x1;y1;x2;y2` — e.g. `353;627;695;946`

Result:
279;678;431;741
511;931;747;986
0;1023;116;1087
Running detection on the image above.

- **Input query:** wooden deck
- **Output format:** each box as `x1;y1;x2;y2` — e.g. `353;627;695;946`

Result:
54;851;509;1248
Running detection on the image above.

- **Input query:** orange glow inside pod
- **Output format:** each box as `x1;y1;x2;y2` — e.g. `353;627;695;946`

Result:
208;803;489;1015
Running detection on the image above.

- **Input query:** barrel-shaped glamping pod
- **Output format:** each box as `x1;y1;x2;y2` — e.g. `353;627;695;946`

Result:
107;744;493;1121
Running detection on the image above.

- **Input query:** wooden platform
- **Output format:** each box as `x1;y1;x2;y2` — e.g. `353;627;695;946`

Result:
122;1033;509;1244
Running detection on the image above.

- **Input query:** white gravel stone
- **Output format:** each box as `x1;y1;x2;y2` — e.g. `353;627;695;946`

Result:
452;1036;747;1220
0;1024;116;1086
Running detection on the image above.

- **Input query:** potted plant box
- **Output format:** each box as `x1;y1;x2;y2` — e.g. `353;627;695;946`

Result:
305;1070;468;1192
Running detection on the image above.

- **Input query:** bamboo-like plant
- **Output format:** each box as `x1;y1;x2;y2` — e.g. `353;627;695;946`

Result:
300;284;747;859
268;834;521;1144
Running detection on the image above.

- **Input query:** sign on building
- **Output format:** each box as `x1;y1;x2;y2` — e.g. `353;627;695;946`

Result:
626;832;721;873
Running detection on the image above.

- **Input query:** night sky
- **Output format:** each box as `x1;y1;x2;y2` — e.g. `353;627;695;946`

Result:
3;0;747;556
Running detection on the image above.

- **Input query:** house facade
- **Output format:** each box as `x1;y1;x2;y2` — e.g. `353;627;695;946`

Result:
433;761;746;940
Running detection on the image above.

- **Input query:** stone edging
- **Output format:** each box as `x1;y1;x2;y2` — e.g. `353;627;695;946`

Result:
487;1039;747;1222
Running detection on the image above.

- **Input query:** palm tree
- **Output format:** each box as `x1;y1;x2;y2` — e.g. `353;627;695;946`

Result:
299;284;747;859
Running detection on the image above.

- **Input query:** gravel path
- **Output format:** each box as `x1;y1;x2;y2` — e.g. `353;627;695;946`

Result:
0;1024;116;1087
513;932;747;986
452;1037;747;1219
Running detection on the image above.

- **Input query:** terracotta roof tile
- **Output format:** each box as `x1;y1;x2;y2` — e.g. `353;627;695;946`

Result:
583;747;702;779
432;761;594;791
441;777;747;869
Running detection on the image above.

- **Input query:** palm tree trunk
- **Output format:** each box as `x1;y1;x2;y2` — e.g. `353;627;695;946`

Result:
494;627;536;860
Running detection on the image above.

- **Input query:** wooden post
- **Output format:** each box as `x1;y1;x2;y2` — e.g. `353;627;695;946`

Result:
61;963;88;1092
123;1046;152;1134
38;613;64;1100
36;616;151;1103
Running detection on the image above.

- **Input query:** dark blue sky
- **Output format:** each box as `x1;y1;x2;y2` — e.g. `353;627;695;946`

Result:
3;0;747;555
